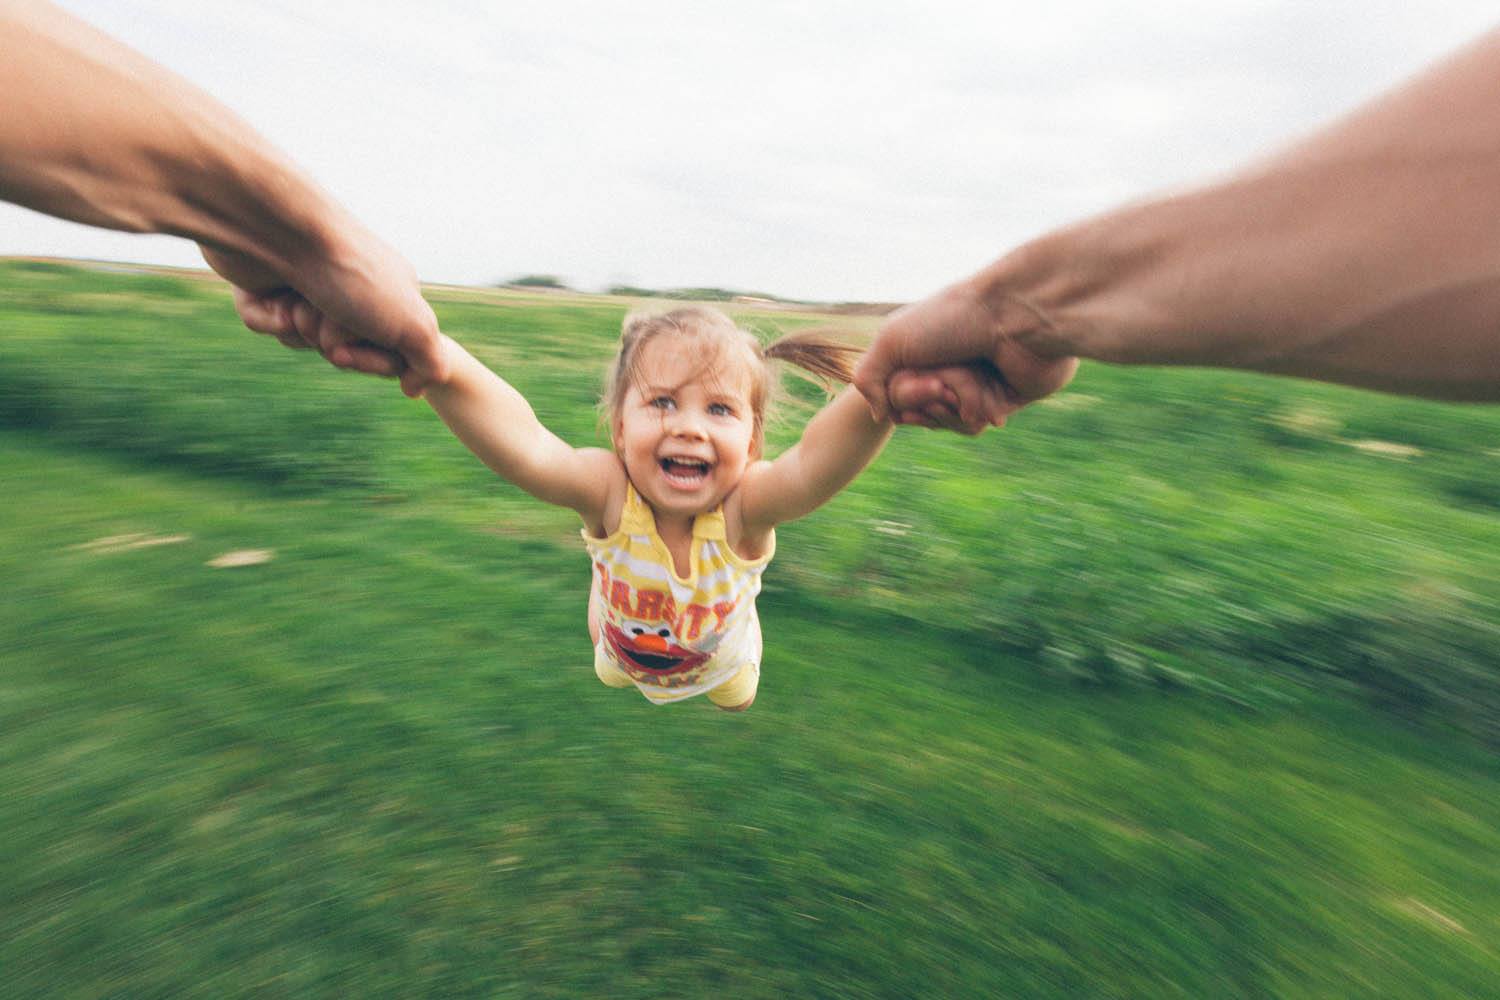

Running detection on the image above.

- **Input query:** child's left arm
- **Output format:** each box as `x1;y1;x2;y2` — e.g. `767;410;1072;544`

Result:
737;386;894;531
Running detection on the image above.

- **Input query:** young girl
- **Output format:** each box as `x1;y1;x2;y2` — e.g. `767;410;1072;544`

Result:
418;305;893;711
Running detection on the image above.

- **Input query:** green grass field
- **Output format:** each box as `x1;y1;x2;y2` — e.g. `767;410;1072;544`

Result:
2;259;1497;997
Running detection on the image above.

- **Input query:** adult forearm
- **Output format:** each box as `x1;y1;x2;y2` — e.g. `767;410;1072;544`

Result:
0;0;338;273
986;28;1500;400
0;1;445;390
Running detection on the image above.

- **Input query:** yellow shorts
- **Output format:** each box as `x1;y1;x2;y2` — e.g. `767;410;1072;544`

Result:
594;643;760;708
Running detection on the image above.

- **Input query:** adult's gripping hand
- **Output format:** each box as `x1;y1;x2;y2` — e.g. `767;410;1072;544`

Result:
854;279;1078;432
201;237;446;398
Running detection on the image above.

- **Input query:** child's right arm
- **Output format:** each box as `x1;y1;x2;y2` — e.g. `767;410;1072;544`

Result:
422;335;619;522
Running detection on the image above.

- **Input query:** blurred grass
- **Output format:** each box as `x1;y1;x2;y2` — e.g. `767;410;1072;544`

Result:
2;259;1498;997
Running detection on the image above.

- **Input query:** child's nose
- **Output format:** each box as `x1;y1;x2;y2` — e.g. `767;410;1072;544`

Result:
668;411;707;439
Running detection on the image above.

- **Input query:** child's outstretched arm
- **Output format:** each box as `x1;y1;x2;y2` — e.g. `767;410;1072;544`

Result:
738;386;894;531
423;335;618;521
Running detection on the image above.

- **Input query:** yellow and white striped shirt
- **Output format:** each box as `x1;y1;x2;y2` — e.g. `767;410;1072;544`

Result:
583;482;774;703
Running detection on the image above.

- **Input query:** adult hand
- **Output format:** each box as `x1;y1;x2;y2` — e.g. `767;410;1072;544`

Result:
883;365;1009;434
201;238;446;398
854;279;1079;431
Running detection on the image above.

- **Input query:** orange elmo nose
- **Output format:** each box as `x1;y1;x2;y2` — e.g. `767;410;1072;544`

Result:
634;633;668;653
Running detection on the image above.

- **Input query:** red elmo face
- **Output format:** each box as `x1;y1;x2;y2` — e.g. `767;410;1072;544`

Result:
603;619;708;676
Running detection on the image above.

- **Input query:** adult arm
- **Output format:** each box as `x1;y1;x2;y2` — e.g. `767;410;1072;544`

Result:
0;0;444;393
858;27;1500;423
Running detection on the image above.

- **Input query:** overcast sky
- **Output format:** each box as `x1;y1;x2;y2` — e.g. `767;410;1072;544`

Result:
3;1;1496;301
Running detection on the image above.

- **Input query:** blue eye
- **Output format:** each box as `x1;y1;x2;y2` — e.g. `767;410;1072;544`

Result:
651;396;675;410
708;402;733;417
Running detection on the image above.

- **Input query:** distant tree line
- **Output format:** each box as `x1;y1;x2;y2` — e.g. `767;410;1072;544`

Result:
606;285;788;303
503;274;569;290
496;276;784;302
495;274;898;313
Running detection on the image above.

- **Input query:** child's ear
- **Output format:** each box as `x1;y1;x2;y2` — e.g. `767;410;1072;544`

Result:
611;416;624;452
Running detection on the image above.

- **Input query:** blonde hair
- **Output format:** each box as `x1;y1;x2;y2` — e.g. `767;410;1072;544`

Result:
601;306;862;458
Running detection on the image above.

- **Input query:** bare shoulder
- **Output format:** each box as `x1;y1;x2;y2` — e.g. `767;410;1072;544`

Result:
725;459;777;559
574;448;629;538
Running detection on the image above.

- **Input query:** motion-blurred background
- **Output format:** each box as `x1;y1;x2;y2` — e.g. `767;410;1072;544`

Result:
4;2;1499;996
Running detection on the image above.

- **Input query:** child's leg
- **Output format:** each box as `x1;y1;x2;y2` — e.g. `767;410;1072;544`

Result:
707;617;761;712
707;664;758;711
594;644;635;688
588;586;602;646
589;587;634;689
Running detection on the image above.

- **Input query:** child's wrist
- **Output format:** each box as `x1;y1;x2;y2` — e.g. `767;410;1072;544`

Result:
424;335;470;390
432;333;460;368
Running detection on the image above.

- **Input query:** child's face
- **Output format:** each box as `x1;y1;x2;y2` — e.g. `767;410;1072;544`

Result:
613;333;757;521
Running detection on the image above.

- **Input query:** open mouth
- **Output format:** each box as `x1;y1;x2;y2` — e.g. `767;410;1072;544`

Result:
660;456;710;487
626;650;683;672
604;622;709;676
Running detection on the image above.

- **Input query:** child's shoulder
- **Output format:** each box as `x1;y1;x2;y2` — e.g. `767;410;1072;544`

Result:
723;463;776;562
577;448;629;539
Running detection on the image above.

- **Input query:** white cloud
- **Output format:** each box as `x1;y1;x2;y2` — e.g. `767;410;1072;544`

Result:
2;0;1495;300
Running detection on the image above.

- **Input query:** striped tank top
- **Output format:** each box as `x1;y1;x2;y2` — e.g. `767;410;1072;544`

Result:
583;482;774;703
